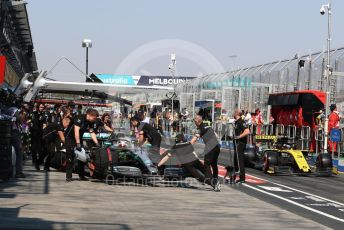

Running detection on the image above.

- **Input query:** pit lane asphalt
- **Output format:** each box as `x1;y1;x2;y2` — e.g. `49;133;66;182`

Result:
0;161;330;230
192;142;344;229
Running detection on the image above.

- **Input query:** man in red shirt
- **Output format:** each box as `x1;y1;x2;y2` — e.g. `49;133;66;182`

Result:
328;104;341;154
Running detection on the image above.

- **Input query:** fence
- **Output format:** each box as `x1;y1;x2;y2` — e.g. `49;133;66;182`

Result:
176;47;344;121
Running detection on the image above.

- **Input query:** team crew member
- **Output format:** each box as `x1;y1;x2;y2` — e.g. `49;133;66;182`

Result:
30;103;46;170
73;108;100;180
57;116;75;181
158;134;205;183
228;109;250;183
42;114;59;171
101;113;112;130
190;115;221;192
97;114;114;133
130;117;162;162
328;104;341;154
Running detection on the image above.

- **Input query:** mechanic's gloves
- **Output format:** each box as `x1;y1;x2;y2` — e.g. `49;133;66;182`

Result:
76;143;82;151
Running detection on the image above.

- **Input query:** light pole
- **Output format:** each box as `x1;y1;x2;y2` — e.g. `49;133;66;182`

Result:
295;59;305;91
228;54;238;71
320;2;332;153
82;39;92;82
169;53;176;118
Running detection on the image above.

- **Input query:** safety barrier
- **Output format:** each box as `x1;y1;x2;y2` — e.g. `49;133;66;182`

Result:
314;129;324;155
300;126;311;150
262;124;274;136
337;128;344;172
287;125;296;140
156;119;344;172
276;124;285;137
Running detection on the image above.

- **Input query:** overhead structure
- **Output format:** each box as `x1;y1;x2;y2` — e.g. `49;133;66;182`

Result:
0;0;37;87
17;71;174;105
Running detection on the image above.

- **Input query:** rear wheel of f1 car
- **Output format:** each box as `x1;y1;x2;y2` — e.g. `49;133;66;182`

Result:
244;146;256;167
263;151;278;173
316;153;333;169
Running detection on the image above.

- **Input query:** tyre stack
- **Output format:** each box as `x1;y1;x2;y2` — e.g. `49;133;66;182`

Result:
0;120;13;181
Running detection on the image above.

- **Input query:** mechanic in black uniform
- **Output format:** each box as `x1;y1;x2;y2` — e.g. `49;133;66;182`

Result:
190;115;221;192
73;108;100;181
227;109;250;183
158;134;205;183
130;116;162;162
30;103;46;170
57;116;74;181
42;108;59;171
94;116;114;134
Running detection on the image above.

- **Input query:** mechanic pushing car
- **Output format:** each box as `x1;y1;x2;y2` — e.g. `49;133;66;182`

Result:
226;109;250;184
73;108;103;180
130;116;162;162
190;115;221;192
58;108;99;182
158;134;206;184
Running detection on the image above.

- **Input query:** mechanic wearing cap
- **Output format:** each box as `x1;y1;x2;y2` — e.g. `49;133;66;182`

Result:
190;115;221;191
230;109;250;183
328;104;341;154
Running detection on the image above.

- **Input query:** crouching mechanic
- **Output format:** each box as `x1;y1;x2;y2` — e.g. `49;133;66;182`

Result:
158;134;206;184
130;117;162;163
190;115;221;192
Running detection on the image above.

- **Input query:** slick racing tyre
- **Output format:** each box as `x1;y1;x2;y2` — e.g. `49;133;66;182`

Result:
263;151;278;173
316;153;333;169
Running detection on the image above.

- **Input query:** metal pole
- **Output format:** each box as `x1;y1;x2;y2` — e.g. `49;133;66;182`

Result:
212;100;215;123
307;60;312;90
171;67;175;120
323;2;332;153
295;62;301;91
170;55;176;122
86;47;89;82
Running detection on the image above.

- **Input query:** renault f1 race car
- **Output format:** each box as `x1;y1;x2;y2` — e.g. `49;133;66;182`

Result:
244;135;333;176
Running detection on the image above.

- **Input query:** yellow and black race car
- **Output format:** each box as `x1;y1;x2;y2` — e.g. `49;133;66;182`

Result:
245;135;333;176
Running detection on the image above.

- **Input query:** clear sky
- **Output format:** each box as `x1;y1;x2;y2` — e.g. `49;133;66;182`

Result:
27;0;344;82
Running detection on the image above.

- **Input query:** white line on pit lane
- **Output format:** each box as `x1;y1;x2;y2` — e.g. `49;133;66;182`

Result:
218;165;344;222
218;164;344;207
242;173;344;207
242;183;344;223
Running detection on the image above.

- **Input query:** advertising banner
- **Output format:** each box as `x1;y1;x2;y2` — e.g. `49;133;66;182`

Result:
96;74;195;87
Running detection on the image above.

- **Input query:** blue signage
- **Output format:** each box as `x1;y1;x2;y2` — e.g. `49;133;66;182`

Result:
96;74;195;86
330;129;341;143
96;74;136;85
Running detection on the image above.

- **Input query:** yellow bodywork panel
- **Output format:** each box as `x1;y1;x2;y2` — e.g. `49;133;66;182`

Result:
284;149;311;173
